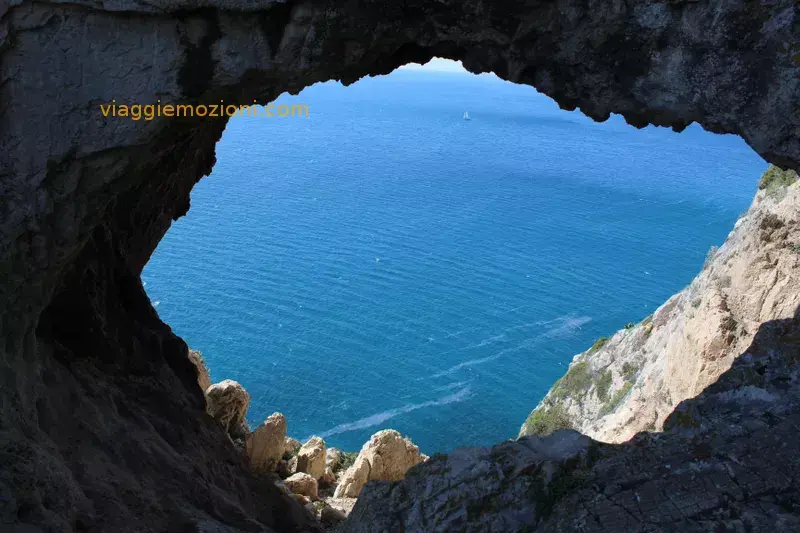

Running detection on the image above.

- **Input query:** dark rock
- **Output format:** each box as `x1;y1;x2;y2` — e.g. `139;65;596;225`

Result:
1;0;799;531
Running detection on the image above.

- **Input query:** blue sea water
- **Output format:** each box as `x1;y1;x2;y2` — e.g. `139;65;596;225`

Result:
143;68;767;454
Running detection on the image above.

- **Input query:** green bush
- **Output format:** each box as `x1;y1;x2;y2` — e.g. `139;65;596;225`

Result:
758;165;798;198
587;337;609;355
552;361;592;399
595;369;613;402
522;404;573;436
623;322;635;330
621;362;639;381
599;382;633;417
338;451;358;471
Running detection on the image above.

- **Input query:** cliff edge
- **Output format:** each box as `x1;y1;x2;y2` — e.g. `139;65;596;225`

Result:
520;165;799;443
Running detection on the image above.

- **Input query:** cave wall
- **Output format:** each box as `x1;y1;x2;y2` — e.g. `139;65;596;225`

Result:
0;0;798;531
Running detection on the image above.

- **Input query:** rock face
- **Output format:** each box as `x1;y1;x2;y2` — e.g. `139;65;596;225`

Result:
344;313;800;531
188;349;212;392
296;436;327;481
285;472;319;501
520;166;800;443
334;430;426;498
2;0;800;530
284;436;302;458
326;447;343;470
245;412;287;473
205;379;251;439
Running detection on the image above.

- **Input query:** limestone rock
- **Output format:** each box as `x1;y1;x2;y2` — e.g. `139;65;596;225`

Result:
276;460;291;479
326;447;343;470
187;349;211;393
520;173;800;443
296;436;326;480
320;466;336;487
320;504;347;527
284;436;301;458
290;493;310;506
204;380;251;439
244;412;287;473
334;430;425;498
285;472;319;501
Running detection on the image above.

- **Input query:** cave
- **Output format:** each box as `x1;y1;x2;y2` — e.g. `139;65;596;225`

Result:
1;0;799;532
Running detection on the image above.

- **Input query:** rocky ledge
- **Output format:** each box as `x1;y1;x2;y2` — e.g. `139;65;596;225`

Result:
343;304;800;531
520;165;800;443
188;359;429;530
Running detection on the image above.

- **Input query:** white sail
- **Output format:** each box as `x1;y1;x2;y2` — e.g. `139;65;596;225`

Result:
463;111;470;120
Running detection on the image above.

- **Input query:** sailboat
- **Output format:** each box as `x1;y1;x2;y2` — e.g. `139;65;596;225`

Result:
463;111;470;121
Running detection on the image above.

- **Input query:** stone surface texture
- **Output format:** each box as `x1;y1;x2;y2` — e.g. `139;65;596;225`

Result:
296;436;327;481
334;430;426;498
189;349;213;392
246;412;288;473
1;0;799;531
285;473;319;502
521;169;800;442
205;379;251;438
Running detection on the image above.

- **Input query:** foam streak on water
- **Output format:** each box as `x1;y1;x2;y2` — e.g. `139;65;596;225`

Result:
143;68;766;452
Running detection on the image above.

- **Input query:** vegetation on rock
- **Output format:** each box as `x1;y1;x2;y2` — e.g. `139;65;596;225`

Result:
521;403;572;436
758;165;798;198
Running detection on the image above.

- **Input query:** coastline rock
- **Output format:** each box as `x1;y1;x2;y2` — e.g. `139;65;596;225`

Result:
187;349;211;393
334;430;425;498
320;505;347;526
290;493;311;506
204;380;250;439
244;412;287;473
284;436;301;458
285;472;319;501
296;436;327;480
320;466;336;487
276;460;291;479
326;447;343;470
520;169;800;443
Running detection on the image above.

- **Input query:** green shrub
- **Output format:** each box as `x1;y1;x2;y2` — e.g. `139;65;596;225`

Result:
552;361;592;399
338;451;358;471
522;404;573;436
599;382;633;417
758;165;798;198
621;362;639;381
623;322;635;330
595;369;613;402
587;337;609;355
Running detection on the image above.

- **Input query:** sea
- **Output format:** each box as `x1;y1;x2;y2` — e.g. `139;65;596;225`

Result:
143;63;767;454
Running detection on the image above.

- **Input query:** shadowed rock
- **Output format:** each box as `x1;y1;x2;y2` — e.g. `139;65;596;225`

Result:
1;0;799;531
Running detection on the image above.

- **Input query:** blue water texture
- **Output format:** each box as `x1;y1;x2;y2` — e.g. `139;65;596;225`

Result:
143;68;766;453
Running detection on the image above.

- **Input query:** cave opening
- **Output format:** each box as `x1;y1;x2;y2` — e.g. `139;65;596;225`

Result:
141;58;767;455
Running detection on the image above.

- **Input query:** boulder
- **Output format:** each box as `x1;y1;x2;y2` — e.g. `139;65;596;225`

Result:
326;447;343;470
276;460;291;479
284;472;319;501
296;436;326;480
320;466;336;487
244;412;287;472
334;430;425;498
188;349;211;393
290;493;310;506
320;505;347;527
283;436;301;458
205;380;250;438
